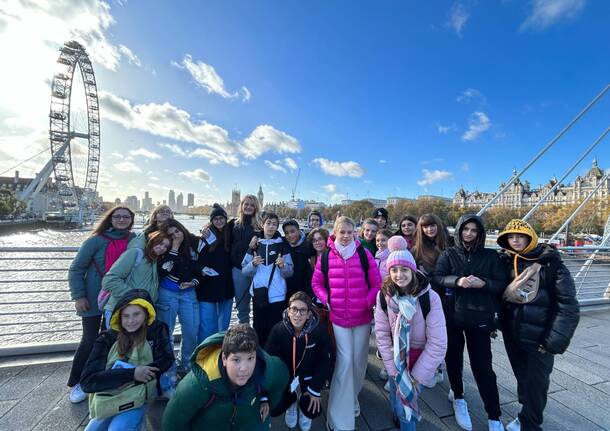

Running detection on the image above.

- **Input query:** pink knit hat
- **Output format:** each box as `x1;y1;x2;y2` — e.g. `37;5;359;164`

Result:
386;236;417;272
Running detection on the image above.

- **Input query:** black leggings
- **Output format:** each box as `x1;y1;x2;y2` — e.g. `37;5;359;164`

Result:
445;323;502;420
67;315;103;387
271;388;322;419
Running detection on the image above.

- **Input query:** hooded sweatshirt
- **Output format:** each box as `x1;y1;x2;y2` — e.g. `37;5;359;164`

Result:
161;332;289;431
497;219;579;354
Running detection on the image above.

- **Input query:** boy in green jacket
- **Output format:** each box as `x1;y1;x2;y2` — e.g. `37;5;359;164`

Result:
162;324;289;431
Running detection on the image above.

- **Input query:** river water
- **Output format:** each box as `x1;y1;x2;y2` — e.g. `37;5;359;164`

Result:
0;215;213;347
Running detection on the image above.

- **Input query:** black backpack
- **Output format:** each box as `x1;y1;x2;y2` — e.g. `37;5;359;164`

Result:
320;245;370;307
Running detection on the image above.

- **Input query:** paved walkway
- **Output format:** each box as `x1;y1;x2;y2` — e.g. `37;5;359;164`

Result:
1;308;609;430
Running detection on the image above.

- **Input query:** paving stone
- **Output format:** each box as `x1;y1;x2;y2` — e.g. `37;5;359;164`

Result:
0;362;58;401
31;394;89;431
0;366;25;390
0;399;18;419
551;389;610;429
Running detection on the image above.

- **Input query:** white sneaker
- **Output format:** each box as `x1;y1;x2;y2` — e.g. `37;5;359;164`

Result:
69;384;87;404
435;369;445;385
285;401;298;428
506;418;521;431
448;389;455;402
488;419;505;431
298;407;312;431
384;380;390;392
379;368;388;380
452;398;473;431
354;399;360;417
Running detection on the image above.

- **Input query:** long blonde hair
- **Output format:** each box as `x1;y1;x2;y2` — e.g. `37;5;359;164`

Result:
333;216;356;234
237;194;261;230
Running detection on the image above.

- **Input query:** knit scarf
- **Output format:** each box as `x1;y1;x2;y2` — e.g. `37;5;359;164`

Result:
392;293;421;423
334;239;356;261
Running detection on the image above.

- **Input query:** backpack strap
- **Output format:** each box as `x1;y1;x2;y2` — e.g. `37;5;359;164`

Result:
321;250;330;307
379;291;388;314
355;245;370;290
419;290;431;320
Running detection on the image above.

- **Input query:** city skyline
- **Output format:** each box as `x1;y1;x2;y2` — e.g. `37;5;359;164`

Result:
1;1;609;207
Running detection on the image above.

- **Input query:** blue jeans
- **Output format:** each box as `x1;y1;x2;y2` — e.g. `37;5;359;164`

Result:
232;267;252;324
389;378;418;431
155;287;199;367
84;405;145;431
198;299;233;343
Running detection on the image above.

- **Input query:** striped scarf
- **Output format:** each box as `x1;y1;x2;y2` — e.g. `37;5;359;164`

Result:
392;293;421;423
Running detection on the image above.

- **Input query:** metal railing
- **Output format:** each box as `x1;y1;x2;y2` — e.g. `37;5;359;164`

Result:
0;245;609;357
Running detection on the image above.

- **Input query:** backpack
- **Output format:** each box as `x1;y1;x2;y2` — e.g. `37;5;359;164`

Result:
320;244;370;307
96;248;144;310
378;289;431;320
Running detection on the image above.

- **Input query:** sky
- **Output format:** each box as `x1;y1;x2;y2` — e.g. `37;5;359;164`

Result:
0;0;609;206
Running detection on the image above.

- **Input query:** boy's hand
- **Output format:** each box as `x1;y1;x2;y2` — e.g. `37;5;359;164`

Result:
275;256;285;268
75;298;90;312
252;255;264;266
302;392;321;414
249;236;259;250
259;401;269;421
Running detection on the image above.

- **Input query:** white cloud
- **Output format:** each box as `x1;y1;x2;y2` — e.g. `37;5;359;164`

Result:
521;0;586;31
436;123;457;134
115;161;142;173
379;159;387;164
158;143;187;157
129;148;161;159
330;193;347;203
118;44;141;67
313;158;365;178
323;184;337;193
447;3;469;37
173;54;250;101
284;157;298;171
179;168;212;182
264;160;287;173
241;125;302;159
462;111;491;141
417;169;454;186
456;88;486;104
189;148;239;166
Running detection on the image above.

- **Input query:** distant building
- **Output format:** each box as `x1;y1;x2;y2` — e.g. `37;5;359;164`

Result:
168;190;176;210
142;191;153;212
304;200;326;211
454;159;609;209
114;198;121;206
257;185;264;208
417;195;452;203
286;199;306;210
187;193;195;207
124;195;139;211
176;193;184;212
226;187;241;217
386;196;414;206
0;170;52;214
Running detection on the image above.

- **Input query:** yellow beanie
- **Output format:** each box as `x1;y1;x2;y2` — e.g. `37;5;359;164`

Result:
497;219;538;254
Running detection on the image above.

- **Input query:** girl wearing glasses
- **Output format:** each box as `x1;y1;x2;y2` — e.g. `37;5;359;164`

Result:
128;205;174;250
265;292;334;431
67;206;135;404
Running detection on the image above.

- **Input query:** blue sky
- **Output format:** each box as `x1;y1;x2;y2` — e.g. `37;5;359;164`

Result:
1;0;609;206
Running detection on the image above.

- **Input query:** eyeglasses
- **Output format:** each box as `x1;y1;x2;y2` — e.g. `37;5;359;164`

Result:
312;237;325;243
288;306;308;316
157;210;173;215
112;214;132;220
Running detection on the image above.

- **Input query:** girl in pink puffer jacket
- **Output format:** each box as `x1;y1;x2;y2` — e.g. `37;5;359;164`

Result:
311;216;382;431
374;236;447;430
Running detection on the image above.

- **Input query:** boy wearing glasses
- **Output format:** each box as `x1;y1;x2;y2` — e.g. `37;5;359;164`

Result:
265;292;334;431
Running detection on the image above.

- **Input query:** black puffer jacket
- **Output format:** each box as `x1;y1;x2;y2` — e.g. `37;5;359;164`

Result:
194;228;235;302
285;232;314;299
431;214;507;328
499;244;580;354
229;217;258;269
264;309;334;397
80;290;174;393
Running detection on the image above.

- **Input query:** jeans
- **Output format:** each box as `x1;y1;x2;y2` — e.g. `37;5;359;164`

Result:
388;378;418;431
84;405;145;431
198;299;233;343
155;287;199;367
68;315;103;386
232;267;252;324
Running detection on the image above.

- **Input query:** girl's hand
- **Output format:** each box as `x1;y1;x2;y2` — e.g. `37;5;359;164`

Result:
180;281;195;290
201;228;211;239
259;401;269;421
134;365;159;382
252;255;264;267
456;277;472;288
275;256;285;268
75;298;90;313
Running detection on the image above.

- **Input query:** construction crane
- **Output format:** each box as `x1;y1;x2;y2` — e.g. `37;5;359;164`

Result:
291;168;301;201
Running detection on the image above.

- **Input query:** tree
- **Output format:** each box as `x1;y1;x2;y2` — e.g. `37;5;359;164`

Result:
0;191;26;218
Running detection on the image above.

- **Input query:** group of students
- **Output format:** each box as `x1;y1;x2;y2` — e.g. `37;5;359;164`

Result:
66;195;580;431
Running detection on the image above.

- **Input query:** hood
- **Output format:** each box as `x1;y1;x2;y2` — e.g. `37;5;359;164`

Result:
454;214;486;251
307;211;324;229
280;305;320;337
288;231;306;248
497;219;539;254
110;289;156;331
257;230;282;242
191;332;269;394
375;248;390;260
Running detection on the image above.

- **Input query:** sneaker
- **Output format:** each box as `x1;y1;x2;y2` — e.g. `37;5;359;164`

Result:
506;418;521;431
435;369;445;385
488;419;505;431
354;399;360;417
379;368;388;380
384;380;390;392
69;384;87;404
285;402;298;428
448;389;455;402
452;398;473;431
298;408;312;431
